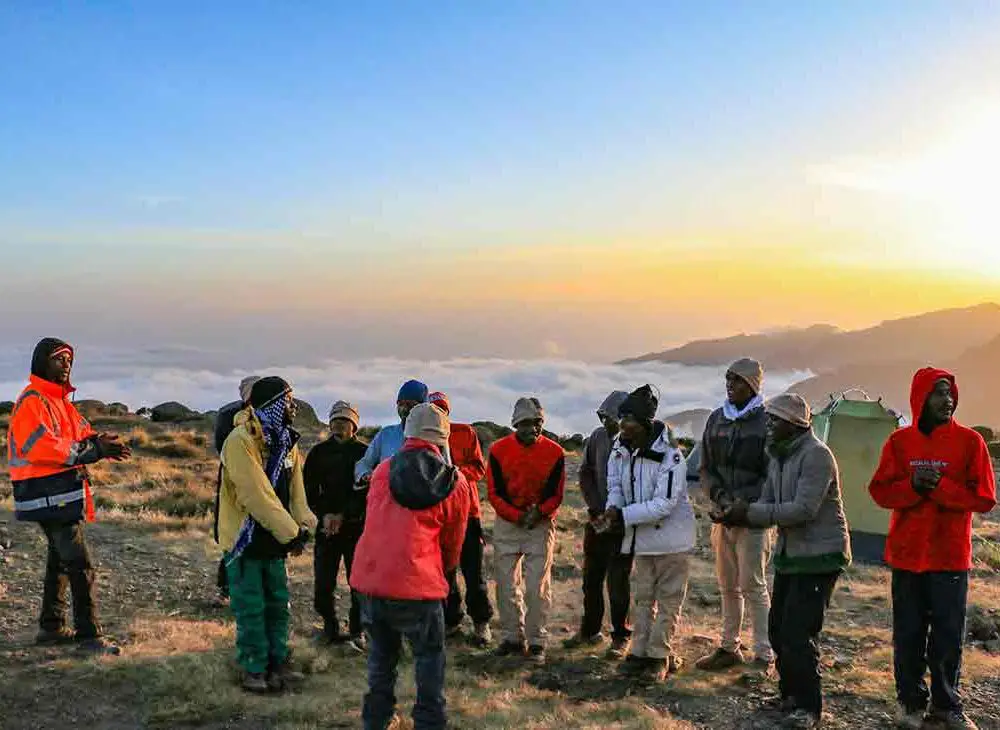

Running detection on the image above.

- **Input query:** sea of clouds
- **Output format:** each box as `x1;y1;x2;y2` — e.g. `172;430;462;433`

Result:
0;347;811;436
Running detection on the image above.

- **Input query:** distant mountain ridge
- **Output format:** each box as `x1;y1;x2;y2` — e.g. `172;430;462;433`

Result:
619;303;1000;371
621;303;1000;428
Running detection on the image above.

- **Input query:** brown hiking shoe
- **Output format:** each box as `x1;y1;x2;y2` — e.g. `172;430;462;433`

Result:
695;647;744;671
606;636;630;660
242;671;270;694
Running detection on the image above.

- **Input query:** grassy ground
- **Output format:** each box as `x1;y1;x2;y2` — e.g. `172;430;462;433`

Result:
1;415;999;729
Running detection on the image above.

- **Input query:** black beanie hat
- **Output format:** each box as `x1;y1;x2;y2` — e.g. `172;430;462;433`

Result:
250;376;292;409
31;338;74;379
619;384;658;426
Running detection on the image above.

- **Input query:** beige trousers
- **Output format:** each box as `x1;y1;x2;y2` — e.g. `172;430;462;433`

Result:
711;523;773;660
493;518;556;646
630;552;690;660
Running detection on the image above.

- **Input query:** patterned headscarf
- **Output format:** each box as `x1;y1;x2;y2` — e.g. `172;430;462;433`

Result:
255;396;293;487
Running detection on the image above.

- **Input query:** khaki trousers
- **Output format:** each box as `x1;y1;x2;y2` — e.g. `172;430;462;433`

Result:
711;523;773;660
630;552;690;660
493;518;556;647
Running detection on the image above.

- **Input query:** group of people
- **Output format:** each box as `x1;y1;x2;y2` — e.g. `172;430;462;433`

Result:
5;338;997;730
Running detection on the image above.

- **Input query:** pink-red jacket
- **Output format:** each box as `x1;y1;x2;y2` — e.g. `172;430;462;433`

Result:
351;439;471;600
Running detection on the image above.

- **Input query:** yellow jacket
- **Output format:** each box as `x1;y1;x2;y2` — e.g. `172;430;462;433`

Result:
218;408;317;553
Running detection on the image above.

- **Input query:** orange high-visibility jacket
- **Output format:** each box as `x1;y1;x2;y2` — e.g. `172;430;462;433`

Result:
7;375;100;522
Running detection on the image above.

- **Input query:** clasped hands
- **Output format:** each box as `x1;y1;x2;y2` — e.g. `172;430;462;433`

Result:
591;506;623;534
708;496;750;527
912;465;941;497
518;505;544;529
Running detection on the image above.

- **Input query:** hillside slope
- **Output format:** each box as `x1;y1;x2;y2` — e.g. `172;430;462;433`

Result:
621;303;1000;373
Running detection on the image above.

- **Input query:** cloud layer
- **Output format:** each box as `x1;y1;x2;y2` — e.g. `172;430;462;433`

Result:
0;350;810;436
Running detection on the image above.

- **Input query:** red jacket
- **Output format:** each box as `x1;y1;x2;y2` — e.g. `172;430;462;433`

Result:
351;439;471;600
487;434;565;525
449;423;486;519
869;367;996;572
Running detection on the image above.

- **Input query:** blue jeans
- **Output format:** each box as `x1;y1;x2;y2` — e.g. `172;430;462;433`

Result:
892;570;969;713
361;596;447;730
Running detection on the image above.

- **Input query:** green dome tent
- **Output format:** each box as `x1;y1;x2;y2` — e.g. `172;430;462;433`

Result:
812;390;901;564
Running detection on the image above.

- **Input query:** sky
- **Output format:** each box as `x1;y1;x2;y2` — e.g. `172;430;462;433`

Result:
2;1;1000;364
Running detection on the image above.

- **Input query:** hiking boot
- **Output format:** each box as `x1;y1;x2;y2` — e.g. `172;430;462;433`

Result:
783;709;822;728
267;657;305;691
695;647;744;671
668;655;684;674
932;709;979;730
619;654;648;676
607;636;630;660
763;696;798;714
473;622;493;647
494;640;527;658
242;671;270;694
319;623;346;645
348;634;367;654
527;645;546;664
76;636;121;656
895;705;925;729
36;627;75;645
563;632;604;649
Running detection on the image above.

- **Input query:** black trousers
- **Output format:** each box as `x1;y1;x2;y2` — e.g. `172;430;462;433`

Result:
39;521;99;637
580;523;633;640
445;517;494;628
769;571;840;716
892;569;968;714
314;526;363;637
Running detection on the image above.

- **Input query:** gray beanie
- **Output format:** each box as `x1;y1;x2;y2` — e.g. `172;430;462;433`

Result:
765;394;811;428
511;397;545;427
404;403;450;449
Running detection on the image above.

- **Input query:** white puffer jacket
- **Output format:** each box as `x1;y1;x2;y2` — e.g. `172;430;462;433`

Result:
605;424;696;556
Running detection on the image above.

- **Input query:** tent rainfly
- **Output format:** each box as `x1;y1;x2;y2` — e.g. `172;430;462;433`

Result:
812;390;901;564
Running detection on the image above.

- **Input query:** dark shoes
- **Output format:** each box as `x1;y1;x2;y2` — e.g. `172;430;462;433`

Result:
563;632;605;650
527;645;546;664
76;636;121;656
266;657;305;692
242;672;270;694
36;627;76;645
494;640;527;658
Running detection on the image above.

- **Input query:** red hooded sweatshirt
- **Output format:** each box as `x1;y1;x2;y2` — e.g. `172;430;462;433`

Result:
869;367;996;572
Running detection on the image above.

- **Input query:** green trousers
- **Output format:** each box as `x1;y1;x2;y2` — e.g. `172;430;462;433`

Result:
228;555;290;674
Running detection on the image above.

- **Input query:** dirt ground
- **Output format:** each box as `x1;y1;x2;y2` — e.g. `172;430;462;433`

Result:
2;438;1000;730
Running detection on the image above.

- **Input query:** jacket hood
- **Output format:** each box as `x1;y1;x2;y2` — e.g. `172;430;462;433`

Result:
909;367;958;421
597;390;629;419
388;442;459;510
30;338;74;382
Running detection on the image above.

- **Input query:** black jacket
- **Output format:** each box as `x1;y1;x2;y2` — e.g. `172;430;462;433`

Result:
304;437;370;525
699;405;769;505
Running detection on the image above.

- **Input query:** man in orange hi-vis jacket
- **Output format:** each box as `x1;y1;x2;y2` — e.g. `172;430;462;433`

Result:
7;338;131;652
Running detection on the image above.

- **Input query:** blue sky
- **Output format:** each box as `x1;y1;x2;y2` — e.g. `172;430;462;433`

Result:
2;1;999;362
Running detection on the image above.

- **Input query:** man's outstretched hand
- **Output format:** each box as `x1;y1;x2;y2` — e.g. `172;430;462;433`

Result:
97;433;132;461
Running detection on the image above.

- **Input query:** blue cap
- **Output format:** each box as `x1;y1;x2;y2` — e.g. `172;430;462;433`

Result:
397;379;429;404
